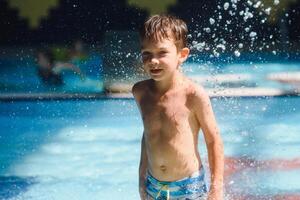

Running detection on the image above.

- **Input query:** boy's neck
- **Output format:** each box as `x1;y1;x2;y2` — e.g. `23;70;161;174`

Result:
152;70;184;95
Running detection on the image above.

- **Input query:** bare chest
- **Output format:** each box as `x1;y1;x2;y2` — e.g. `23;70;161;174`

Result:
140;95;190;132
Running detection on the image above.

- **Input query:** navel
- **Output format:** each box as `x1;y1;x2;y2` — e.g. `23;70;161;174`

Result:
160;165;167;172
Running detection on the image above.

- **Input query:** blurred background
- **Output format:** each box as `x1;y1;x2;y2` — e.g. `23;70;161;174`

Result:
0;0;300;98
1;1;300;200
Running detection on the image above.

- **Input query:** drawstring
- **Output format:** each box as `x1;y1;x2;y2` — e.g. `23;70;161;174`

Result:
155;184;170;200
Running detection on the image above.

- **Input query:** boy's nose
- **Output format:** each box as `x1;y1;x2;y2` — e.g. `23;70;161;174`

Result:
150;57;159;65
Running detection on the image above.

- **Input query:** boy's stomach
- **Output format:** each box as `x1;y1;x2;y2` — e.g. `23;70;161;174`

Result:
147;141;202;182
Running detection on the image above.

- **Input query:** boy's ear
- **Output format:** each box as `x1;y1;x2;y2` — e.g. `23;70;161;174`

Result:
179;47;190;63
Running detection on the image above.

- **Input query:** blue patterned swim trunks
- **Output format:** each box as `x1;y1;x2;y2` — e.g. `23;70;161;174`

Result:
145;168;207;200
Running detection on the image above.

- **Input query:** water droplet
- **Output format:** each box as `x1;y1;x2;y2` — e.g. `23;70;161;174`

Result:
216;44;226;51
243;10;254;21
265;7;272;15
254;1;262;8
213;50;220;57
204;27;211;33
249;31;257;38
126;53;131;58
234;50;241;57
224;2;230;10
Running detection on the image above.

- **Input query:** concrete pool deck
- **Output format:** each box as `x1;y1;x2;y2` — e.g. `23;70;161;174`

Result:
1;70;300;101
0;86;299;101
106;81;299;95
1;73;300;101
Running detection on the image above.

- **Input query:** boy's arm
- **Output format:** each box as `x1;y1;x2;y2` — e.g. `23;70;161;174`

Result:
192;86;224;199
139;134;148;200
132;82;148;200
53;62;85;80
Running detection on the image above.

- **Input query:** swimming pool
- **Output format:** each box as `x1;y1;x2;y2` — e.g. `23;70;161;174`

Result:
0;53;104;94
1;96;299;199
1;52;300;95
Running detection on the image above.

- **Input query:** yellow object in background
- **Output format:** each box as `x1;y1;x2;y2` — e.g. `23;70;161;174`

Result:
127;0;177;15
8;0;60;28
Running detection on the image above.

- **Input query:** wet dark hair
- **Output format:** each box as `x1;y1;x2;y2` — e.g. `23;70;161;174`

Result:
139;14;188;49
37;49;55;65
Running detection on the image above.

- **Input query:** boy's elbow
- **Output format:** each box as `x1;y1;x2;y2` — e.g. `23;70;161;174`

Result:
208;134;223;151
213;133;223;146
215;137;224;154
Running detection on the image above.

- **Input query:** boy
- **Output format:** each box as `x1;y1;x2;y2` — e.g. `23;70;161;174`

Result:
132;15;224;200
37;49;63;86
37;49;85;86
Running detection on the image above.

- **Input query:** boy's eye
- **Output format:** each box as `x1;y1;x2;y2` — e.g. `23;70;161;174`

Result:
142;52;150;56
159;51;167;55
141;52;152;60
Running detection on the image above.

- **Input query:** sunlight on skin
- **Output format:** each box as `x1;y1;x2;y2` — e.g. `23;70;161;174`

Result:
8;0;60;28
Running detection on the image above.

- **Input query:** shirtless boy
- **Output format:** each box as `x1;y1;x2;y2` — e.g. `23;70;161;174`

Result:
132;15;224;200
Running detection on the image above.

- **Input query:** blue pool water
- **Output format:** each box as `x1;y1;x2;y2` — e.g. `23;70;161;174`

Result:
1;97;300;199
0;54;104;93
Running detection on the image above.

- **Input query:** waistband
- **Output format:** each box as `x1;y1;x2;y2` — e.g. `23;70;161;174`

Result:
146;168;205;188
146;167;207;199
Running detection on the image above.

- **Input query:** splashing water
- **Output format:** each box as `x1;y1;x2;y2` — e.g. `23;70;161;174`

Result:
189;0;283;60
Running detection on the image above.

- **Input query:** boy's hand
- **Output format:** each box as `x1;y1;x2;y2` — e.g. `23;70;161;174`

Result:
139;187;147;200
207;187;223;200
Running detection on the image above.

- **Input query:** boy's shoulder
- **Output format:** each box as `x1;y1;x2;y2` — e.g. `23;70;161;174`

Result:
132;79;152;100
185;79;210;105
185;79;207;97
132;79;152;92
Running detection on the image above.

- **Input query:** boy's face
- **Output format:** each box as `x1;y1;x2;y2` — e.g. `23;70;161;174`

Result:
141;38;189;81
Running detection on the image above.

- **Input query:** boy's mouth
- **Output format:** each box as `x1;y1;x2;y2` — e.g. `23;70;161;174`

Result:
150;69;163;74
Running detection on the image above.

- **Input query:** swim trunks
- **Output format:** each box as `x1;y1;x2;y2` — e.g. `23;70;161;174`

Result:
145;168;207;200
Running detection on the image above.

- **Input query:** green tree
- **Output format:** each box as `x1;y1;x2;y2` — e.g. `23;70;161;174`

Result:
8;0;60;28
